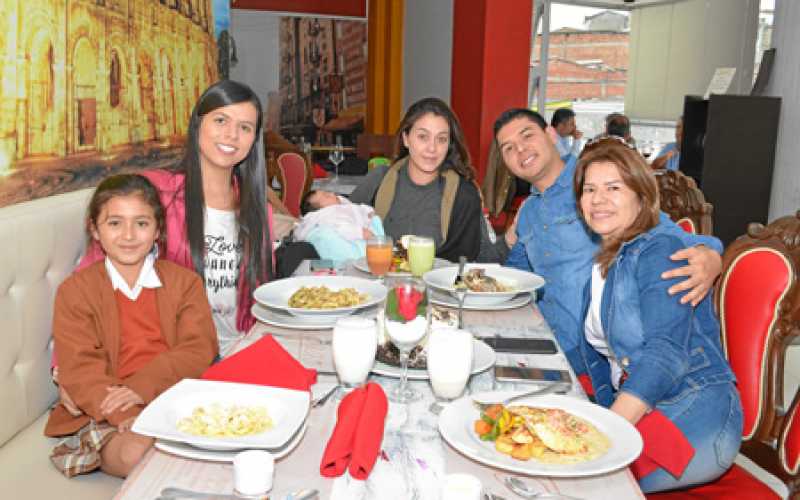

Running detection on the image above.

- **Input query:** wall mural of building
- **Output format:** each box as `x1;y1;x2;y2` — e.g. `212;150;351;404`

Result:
0;0;221;206
278;16;367;146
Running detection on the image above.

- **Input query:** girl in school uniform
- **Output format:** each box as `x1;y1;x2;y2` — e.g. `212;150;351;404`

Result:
45;174;218;478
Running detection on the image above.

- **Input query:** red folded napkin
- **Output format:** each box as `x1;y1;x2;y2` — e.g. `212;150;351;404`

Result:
201;335;317;391
313;162;329;179
320;383;388;480
630;409;695;479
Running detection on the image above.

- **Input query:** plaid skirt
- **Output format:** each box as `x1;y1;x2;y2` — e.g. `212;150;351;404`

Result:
50;421;117;477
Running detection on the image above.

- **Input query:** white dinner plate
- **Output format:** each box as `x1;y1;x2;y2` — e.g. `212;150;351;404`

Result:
429;289;532;310
423;264;545;306
438;393;643;477
132;379;310;451
251;303;378;330
253;276;387;322
154;421;308;462
352;256;453;277
371;338;495;380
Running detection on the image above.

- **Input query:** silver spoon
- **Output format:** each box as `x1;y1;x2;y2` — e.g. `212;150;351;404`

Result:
504;476;583;500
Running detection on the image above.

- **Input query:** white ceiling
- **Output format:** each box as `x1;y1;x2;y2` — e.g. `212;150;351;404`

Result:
551;0;685;10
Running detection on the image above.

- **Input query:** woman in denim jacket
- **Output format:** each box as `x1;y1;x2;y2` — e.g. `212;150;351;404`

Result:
573;138;742;493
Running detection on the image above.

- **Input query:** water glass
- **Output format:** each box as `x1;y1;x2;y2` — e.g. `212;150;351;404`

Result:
427;327;473;408
407;236;435;277
233;450;274;496
332;317;377;397
366;235;393;278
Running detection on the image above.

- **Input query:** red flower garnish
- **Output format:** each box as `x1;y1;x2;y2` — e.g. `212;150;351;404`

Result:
395;286;424;322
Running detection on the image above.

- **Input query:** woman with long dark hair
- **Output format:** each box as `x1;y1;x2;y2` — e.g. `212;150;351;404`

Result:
350;97;482;261
77;80;273;355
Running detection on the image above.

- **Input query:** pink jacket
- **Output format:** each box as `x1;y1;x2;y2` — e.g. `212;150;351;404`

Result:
78;169;274;332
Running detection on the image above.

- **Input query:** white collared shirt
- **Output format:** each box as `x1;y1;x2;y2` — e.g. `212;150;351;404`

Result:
105;252;162;300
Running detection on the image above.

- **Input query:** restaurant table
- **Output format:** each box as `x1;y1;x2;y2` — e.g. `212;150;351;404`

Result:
311;175;367;197
114;262;644;500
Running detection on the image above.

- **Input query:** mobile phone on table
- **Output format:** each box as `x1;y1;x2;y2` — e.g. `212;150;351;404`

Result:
310;259;335;272
494;365;572;384
481;337;558;355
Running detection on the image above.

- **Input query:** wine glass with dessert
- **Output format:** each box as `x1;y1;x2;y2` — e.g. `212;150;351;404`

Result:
382;277;429;403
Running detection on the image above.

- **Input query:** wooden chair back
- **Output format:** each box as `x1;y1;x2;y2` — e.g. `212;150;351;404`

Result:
715;212;800;495
276;152;309;217
655;169;714;235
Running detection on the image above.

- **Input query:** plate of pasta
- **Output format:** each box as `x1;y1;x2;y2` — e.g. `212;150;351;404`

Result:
253;276;387;322
132;379;310;451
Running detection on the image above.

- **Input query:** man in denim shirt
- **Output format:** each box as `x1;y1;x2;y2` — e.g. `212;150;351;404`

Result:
495;109;722;372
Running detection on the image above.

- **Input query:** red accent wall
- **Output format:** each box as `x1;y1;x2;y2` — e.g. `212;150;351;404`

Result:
232;0;367;17
451;0;533;182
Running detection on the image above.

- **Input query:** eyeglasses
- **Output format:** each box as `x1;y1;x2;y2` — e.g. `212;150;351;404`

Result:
580;134;637;158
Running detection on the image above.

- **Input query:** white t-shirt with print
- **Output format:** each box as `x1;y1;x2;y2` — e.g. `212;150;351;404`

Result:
204;207;242;356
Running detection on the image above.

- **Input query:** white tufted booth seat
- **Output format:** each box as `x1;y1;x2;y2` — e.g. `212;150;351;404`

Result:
0;188;121;498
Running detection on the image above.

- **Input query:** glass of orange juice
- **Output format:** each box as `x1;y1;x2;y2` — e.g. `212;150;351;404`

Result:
366;235;393;278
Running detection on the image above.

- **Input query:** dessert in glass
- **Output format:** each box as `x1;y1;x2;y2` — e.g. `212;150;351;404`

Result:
383;277;429;403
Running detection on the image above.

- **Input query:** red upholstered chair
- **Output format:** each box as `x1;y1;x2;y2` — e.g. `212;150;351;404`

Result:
276;152;309;217
649;212;800;499
655;169;713;235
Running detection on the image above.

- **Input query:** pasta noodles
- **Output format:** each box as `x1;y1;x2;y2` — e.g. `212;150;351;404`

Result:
288;286;368;309
177;404;273;438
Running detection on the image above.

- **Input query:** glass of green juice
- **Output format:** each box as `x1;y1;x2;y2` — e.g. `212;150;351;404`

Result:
407;236;436;277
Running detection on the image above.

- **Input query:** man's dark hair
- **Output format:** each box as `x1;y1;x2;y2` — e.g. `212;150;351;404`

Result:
300;190;319;216
606;113;631;138
551;108;575;128
493;108;547;138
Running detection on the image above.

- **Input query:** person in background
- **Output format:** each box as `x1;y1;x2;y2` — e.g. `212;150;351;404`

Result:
605;112;636;148
551;107;583;159
652;116;683;171
574;138;742;492
45;174;217;478
495;108;722;373
294;189;385;265
76;80;275;356
349;97;482;262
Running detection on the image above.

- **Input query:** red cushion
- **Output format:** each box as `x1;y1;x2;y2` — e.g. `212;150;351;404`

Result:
313;162;329;179
646;463;780;499
277;152;308;217
719;249;791;439
783;398;800;476
676;218;696;234
488;212;508;232
510;194;527;210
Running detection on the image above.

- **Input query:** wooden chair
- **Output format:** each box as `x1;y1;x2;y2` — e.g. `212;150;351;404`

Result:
276;152;309;217
649;212;800;499
655;169;714;235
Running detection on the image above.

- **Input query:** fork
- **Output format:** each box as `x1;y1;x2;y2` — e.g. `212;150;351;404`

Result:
472;382;571;410
454;256;468;329
311;384;339;408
